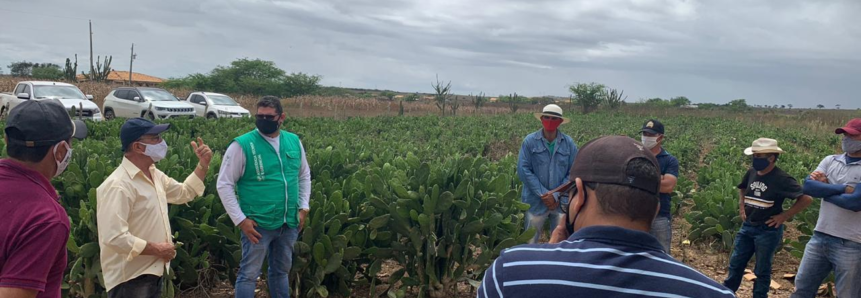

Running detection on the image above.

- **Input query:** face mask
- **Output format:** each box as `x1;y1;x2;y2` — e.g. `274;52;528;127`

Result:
53;142;72;178
256;118;280;135
752;157;771;171
565;187;586;236
542;118;562;132
141;140;168;162
842;136;861;154
641;136;659;149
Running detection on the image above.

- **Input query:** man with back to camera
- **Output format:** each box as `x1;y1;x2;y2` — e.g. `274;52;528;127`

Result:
479;136;734;298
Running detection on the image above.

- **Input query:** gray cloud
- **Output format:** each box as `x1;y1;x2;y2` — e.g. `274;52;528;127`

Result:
1;0;859;108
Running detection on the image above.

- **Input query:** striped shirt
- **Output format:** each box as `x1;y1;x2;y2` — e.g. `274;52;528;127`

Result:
478;226;735;298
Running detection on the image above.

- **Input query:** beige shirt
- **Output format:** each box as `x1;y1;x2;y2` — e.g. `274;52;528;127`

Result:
96;157;204;291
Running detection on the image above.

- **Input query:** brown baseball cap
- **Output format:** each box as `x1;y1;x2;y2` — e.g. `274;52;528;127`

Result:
569;135;661;195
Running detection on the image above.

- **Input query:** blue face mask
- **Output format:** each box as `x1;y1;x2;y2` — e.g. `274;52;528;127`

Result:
752;157;771;171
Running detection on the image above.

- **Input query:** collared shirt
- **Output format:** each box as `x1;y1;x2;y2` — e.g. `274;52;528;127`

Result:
216;131;311;226
517;129;578;215
655;148;679;218
0;159;69;298
477;226;736;298
96;157;204;292
813;153;861;243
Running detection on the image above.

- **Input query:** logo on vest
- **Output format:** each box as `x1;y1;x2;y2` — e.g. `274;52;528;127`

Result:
750;181;767;197
249;142;265;181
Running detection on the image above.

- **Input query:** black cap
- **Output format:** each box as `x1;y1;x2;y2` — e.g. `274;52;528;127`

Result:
569;136;661;194
4;100;87;147
641;119;665;135
120;118;170;151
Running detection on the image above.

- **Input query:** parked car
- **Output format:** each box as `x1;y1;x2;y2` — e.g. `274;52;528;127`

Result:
0;81;102;121
102;87;196;120
184;92;250;119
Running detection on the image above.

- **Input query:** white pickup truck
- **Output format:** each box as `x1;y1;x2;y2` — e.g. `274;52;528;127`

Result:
0;81;103;121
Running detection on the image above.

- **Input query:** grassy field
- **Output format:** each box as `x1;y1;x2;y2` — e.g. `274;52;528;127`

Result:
2;76;859;297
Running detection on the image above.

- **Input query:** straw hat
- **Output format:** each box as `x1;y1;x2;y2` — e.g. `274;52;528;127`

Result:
744;138;785;155
533;104;570;124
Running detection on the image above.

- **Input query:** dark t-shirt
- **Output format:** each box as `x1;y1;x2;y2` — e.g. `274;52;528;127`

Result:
656;149;680;218
737;166;803;225
0;159;70;298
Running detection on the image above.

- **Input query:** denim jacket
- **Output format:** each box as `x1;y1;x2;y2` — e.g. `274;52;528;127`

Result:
517;129;578;215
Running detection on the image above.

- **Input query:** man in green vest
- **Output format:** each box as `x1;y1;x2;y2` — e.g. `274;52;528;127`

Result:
216;96;311;298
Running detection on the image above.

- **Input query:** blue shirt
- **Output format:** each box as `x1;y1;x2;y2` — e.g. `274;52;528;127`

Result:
477;226;736;298
517;130;577;215
656;148;680;218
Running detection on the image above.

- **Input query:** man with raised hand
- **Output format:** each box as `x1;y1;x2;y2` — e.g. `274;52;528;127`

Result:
479;136;734;298
97;118;212;298
516;104;577;244
217;96;311;298
1;100;86;298
791;119;861;298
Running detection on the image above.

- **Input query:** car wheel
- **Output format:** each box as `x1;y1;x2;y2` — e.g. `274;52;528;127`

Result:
206;113;217;119
105;109;115;120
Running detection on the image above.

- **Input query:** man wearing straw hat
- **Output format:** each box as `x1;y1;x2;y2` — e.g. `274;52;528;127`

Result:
516;104;578;244
723;138;813;298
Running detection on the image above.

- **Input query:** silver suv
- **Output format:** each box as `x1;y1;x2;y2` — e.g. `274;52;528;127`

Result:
103;87;196;120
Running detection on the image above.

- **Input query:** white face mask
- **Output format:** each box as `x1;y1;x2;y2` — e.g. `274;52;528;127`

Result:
140;140;168;162
641;136;659;149
53;142;72;178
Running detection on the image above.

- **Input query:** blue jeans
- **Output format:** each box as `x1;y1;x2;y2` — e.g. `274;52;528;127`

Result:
525;210;562;244
650;216;672;253
790;232;861;298
723;223;784;298
235;224;300;298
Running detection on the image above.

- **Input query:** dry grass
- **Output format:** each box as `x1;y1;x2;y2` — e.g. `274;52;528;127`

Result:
0;76;534;118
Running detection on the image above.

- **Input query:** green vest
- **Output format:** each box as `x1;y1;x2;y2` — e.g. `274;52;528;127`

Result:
234;130;302;230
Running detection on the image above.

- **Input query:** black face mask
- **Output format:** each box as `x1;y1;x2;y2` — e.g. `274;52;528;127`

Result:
256;118;280;134
565;186;586;236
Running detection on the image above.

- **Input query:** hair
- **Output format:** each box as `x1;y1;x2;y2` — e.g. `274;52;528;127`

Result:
587;158;660;223
257;96;284;115
5;128;61;163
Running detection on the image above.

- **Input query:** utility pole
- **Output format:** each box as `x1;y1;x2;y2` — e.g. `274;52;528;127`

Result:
89;20;94;77
129;43;136;86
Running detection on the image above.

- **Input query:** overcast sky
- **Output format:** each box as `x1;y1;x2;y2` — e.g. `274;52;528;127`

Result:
1;0;859;108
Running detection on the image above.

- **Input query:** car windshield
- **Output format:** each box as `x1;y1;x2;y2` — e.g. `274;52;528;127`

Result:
33;85;85;100
140;89;179;101
208;94;239;106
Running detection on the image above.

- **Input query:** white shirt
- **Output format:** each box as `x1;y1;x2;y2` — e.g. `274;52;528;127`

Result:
216;131;311;226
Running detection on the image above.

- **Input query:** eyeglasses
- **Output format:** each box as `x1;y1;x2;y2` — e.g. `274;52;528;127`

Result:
256;114;279;121
542;116;562;121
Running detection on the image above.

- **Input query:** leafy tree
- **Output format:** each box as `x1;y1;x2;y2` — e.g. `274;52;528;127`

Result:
283;72;321;97
31;64;63;80
404;93;420;102
727;99;749;111
569;82;605;114
380;91;397;101
836;104;841;110
7;61;35;76
163;58;321;97
817;104;825;109
670;96;691;107
788;104;793;110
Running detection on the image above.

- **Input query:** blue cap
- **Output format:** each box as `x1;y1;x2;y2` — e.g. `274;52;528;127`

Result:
120;118;170;152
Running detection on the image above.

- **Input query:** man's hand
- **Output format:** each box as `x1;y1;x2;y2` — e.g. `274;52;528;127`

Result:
541;192;558;210
143;242;177;262
299;209;309;232
549;219;569;244
810;171;828;183
191;137;213;168
239;219;263;244
766;213;790;228
739;206;747;222
847;185;856;194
